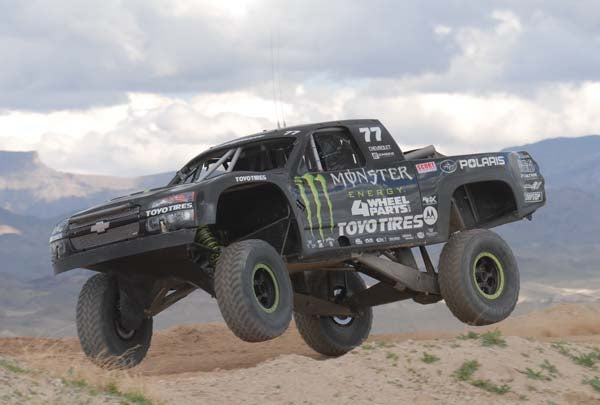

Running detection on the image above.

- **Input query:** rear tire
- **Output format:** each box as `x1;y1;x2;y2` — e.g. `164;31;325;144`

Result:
439;229;519;325
76;273;153;369
294;271;372;356
215;239;293;342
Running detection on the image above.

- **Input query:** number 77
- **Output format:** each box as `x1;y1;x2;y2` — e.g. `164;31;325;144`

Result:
359;127;382;143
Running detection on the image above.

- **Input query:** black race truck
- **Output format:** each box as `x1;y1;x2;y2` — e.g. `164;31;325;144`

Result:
50;119;545;368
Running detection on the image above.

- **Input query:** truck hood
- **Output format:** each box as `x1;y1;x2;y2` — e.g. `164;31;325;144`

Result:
69;183;199;221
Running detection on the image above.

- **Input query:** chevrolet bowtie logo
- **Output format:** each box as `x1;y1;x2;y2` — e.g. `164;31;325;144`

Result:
90;221;110;234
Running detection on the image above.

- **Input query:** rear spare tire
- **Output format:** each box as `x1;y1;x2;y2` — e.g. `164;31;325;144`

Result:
294;271;373;356
76;273;153;369
215;239;293;342
439;229;519;325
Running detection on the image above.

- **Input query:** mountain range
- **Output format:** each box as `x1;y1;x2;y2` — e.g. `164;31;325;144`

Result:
0;136;599;336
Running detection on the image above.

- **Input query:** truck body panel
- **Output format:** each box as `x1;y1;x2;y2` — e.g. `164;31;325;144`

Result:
50;119;545;280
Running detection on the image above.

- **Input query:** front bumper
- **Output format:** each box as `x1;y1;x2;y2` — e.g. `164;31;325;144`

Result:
51;228;197;274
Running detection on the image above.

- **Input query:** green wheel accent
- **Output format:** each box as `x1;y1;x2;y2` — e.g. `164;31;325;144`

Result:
472;252;505;300
252;263;280;313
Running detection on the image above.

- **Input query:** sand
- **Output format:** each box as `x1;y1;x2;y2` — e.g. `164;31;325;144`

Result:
0;303;599;404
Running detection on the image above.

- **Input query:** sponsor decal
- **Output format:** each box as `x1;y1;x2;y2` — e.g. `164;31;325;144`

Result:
146;203;193;217
388;236;402;242
347;187;403;199
458;156;506;170
371;151;395;160
521;172;539;179
337;215;424;236
330;167;413;188
307;237;335;249
523;181;543;191
403;234;414;240
417;231;425;239
90;221;110;234
368;144;392;152
235;174;267;182
423;206;438;226
294;173;334;241
440;159;458;173
524;191;544;203
351;196;411;217
518;159;536;173
422;195;437;206
426;228;438;237
416;161;437;174
283;130;301;136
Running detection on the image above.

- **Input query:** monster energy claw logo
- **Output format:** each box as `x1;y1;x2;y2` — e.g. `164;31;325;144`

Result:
294;174;334;240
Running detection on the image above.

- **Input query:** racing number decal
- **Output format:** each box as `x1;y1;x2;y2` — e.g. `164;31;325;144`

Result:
359;127;382;143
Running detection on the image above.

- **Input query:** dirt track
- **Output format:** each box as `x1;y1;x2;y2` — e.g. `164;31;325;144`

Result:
1;303;600;404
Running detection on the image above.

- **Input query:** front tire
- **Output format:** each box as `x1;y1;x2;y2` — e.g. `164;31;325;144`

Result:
215;239;293;342
439;229;520;325
76;273;153;369
294;271;373;356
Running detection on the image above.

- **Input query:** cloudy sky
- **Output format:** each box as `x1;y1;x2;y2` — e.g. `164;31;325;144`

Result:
0;0;599;176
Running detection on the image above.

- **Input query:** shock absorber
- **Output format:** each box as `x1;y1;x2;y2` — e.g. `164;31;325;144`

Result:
195;226;221;267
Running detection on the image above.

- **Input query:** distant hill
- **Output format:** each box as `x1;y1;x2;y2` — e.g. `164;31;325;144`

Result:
0;150;172;218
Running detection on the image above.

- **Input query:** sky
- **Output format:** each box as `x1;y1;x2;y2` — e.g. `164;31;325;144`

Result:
0;0;599;176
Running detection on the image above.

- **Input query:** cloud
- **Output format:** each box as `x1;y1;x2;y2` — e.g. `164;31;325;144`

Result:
30;93;274;175
0;1;599;175
9;1;597;110
1;80;593;176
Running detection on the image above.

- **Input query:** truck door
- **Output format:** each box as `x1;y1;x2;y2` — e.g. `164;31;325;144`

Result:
293;125;424;251
293;127;363;249
343;122;425;246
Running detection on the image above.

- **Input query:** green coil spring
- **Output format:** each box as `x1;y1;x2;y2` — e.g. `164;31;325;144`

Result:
196;226;221;267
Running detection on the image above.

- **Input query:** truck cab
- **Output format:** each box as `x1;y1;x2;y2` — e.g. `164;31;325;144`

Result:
291;121;425;255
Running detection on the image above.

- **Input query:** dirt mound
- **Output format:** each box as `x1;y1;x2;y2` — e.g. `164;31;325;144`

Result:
156;336;600;404
1;303;599;377
1;303;599;404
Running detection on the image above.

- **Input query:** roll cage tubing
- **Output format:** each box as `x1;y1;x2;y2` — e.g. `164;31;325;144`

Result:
197;147;241;182
183;131;333;184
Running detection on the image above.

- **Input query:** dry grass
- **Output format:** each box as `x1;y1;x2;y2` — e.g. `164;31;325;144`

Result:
14;339;160;404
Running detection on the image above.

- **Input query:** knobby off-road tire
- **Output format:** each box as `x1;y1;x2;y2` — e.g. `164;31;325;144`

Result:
215;239;293;342
294;271;373;356
439;229;520;326
76;273;153;369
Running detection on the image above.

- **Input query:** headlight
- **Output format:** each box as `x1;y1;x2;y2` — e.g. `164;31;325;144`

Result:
145;192;196;233
150;192;195;208
146;209;195;232
49;220;69;243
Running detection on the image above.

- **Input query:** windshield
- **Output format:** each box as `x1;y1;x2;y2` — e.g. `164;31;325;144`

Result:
172;137;296;185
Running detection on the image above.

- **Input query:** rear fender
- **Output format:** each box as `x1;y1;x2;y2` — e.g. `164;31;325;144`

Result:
417;152;522;243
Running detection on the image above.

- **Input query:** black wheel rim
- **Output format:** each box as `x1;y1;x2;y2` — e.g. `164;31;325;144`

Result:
252;263;279;313
473;252;505;299
330;286;354;327
114;319;135;340
114;290;136;340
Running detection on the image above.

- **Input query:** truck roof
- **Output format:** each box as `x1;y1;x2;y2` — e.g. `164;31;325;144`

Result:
176;119;383;173
207;118;382;151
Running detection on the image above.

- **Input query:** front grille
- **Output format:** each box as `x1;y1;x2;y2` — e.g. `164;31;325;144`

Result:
70;222;140;251
69;204;140;230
